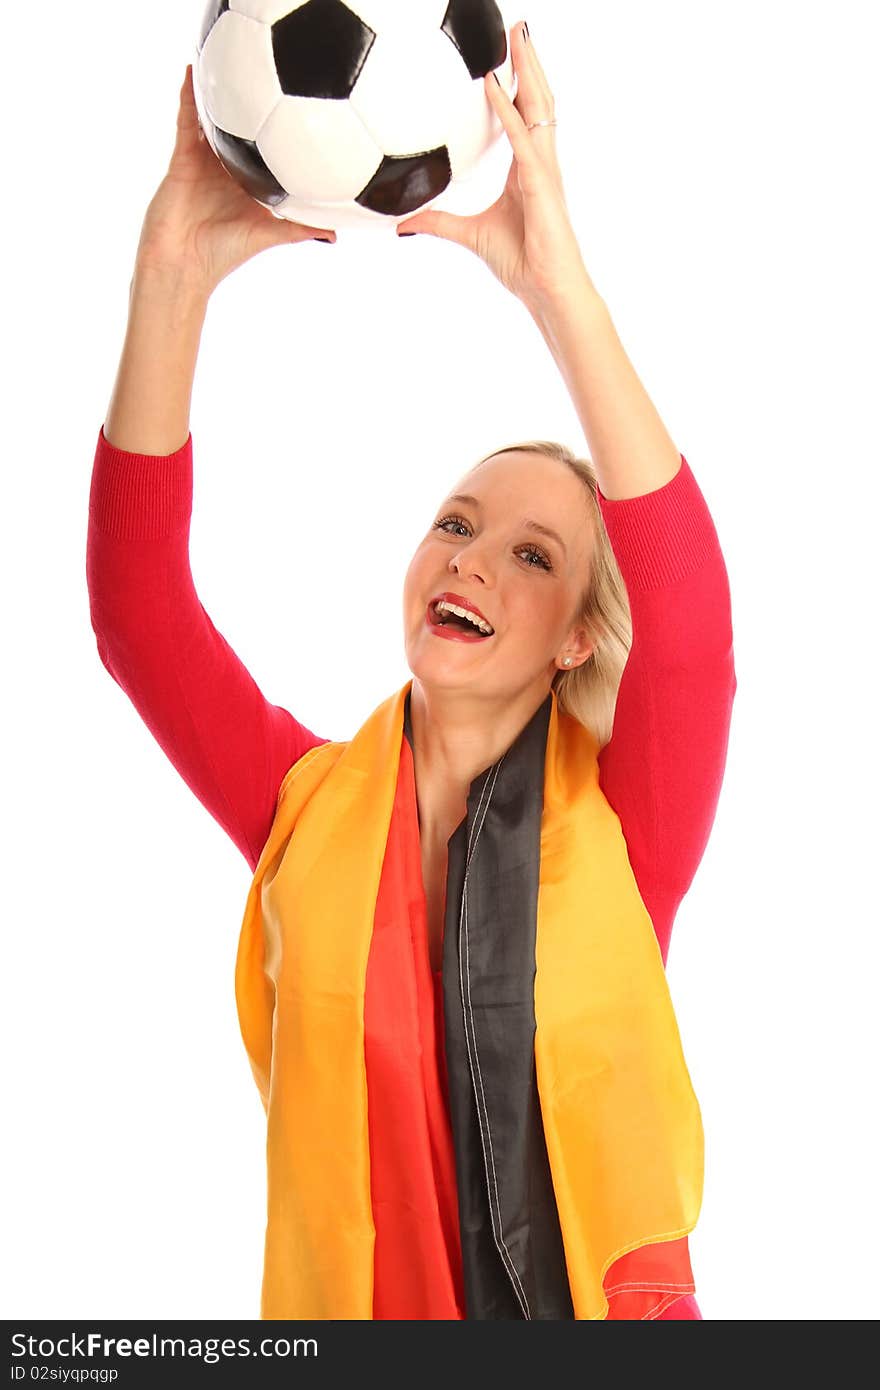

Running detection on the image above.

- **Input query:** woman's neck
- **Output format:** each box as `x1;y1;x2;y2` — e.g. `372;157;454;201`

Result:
408;677;552;838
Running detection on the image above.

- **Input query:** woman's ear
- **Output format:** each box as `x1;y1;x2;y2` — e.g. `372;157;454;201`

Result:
564;623;595;668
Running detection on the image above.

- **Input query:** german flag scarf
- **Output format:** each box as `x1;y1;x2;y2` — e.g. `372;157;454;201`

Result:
235;680;703;1319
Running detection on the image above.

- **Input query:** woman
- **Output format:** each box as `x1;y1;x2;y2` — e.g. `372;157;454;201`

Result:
87;25;736;1320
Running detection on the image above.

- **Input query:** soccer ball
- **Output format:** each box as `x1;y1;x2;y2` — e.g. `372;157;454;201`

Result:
193;0;518;233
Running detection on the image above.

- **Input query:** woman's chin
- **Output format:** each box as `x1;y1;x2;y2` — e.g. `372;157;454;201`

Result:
407;647;487;689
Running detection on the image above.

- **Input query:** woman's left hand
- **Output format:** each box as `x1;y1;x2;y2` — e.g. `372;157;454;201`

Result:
395;20;591;314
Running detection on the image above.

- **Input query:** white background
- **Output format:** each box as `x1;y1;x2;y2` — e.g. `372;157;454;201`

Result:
3;0;878;1321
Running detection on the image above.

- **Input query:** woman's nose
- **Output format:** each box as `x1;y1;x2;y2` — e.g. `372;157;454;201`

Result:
449;545;494;584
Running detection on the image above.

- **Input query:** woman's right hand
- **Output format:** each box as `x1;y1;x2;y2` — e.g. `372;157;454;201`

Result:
135;64;336;296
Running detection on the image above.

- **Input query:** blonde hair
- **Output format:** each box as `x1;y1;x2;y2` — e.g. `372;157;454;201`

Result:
470;440;632;749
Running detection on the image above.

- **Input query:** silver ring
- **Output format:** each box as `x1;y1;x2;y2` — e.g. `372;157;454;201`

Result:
526;118;557;131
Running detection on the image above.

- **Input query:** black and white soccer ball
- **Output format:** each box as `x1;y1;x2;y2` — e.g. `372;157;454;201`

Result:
193;0;518;233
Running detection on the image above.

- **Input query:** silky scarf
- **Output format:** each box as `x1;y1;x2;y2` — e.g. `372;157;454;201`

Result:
235;680;703;1318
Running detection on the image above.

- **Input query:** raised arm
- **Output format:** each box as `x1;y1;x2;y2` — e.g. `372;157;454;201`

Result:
88;66;337;870
88;425;328;872
525;283;736;962
593;460;737;961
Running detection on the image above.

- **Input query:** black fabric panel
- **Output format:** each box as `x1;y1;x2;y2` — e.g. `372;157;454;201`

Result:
403;689;574;1320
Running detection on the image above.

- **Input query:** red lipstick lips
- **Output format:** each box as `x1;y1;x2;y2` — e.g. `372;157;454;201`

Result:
425;592;494;643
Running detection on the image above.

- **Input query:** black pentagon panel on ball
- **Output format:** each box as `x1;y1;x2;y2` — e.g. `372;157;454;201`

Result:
197;0;229;53
272;0;376;100
356;149;452;218
441;0;507;78
210;124;287;206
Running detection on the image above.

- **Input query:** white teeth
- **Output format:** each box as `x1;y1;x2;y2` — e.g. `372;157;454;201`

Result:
435;600;494;635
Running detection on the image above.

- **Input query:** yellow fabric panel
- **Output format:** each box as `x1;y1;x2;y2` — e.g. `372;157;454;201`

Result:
536;692;703;1318
234;693;405;1318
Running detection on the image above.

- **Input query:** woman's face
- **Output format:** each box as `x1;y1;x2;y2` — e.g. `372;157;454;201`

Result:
403;450;595;701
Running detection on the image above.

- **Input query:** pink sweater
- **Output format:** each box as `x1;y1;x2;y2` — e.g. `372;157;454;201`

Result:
86;426;736;967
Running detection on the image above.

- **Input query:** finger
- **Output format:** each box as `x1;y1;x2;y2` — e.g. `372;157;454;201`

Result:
175;64;202;142
293;221;337;244
257;214;338;251
498;26;564;185
484;67;537;169
395;207;475;249
285;224;338;246
179;64;198;117
516;21;556;117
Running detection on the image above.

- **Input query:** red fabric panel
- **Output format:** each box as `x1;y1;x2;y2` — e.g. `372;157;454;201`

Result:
604;1236;697;1320
364;733;465;1318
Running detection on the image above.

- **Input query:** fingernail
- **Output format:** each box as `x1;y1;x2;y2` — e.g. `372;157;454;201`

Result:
523;21;530;42
398;231;417;237
313;236;333;243
493;71;501;85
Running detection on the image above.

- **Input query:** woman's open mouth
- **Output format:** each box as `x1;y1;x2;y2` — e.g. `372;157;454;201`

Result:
425;598;495;643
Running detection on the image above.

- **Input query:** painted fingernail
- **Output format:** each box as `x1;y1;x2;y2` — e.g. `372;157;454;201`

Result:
398;231;417;237
523;21;530;42
313;236;333;243
493;71;501;85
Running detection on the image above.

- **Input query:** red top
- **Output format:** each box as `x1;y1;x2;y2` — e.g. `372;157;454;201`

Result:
86;426;736;1317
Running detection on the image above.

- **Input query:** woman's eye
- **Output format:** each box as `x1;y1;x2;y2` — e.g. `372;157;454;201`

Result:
432;514;470;537
518;545;552;571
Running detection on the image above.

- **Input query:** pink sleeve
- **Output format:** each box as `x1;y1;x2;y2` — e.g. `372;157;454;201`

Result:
596;456;737;963
86;427;328;873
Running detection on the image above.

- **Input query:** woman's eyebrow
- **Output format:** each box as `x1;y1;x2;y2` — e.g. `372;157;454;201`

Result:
444;493;567;555
522;519;567;554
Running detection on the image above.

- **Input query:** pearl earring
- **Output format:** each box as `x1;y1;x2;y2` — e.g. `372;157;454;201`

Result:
563;657;572;666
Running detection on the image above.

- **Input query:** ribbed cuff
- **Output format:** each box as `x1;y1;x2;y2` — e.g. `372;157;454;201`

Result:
88;425;193;540
596;455;721;590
